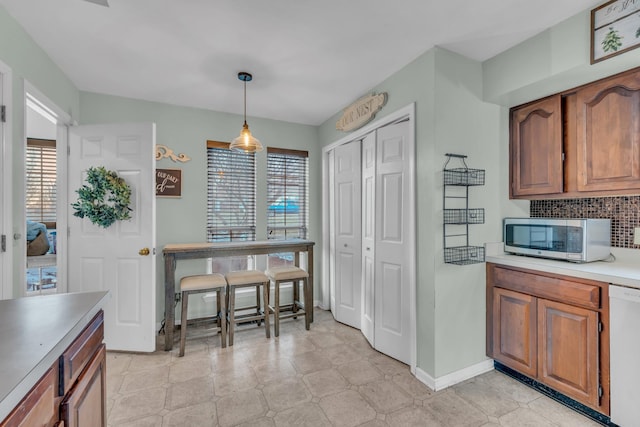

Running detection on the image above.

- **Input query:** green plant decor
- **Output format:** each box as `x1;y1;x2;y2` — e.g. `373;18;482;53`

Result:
71;166;132;228
602;27;623;53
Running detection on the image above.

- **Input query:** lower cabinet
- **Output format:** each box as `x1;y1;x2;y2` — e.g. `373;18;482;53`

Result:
487;263;609;415
0;310;106;427
538;298;599;407
0;368;59;427
492;287;537;377
60;344;106;427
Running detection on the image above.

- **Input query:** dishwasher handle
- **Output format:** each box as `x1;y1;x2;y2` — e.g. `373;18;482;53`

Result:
610;284;640;302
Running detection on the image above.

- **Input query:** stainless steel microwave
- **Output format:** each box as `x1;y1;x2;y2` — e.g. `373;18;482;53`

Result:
503;218;611;262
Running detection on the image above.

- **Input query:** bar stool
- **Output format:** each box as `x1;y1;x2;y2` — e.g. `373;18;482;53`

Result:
266;266;310;337
224;270;271;346
179;273;227;357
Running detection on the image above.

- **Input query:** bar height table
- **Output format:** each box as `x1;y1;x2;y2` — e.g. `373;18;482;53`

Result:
162;239;315;351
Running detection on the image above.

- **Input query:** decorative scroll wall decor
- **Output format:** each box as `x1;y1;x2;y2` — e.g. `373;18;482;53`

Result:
336;92;387;132
155;144;191;163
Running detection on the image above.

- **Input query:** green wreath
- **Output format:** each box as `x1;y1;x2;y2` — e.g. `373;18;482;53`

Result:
71;166;132;228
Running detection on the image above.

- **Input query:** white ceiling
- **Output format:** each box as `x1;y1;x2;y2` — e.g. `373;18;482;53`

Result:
1;0;603;125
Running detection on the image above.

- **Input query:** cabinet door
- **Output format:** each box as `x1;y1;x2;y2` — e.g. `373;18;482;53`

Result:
60;344;106;427
0;367;57;427
538;299;599;409
492;287;537;377
576;71;640;192
510;95;563;198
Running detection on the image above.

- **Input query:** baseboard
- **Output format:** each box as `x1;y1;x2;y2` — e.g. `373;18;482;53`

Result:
415;359;495;392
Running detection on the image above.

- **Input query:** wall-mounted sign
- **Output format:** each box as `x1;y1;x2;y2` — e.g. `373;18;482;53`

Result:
336;92;388;132
155;144;191;162
156;168;182;197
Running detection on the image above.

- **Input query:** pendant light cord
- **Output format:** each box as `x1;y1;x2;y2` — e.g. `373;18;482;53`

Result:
243;79;247;125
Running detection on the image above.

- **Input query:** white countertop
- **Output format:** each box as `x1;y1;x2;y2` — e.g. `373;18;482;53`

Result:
485;242;640;289
0;291;108;421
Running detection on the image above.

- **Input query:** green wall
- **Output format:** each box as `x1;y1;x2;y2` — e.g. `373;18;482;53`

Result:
0;5;80;297
79;92;320;323
483;10;640;108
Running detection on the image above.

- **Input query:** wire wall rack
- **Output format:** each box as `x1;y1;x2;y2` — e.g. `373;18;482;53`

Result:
443;153;486;265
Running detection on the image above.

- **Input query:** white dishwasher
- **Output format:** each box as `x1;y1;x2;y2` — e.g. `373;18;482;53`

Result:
610;284;640;426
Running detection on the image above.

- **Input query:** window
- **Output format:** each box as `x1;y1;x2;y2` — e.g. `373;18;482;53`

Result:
267;148;308;265
26;139;56;225
25;138;57;294
206;141;256;272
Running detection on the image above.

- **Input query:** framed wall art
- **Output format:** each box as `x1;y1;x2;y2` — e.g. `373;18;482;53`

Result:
591;0;640;63
156;168;182;197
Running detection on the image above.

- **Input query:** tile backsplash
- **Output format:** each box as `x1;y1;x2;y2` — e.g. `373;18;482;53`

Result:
530;196;640;249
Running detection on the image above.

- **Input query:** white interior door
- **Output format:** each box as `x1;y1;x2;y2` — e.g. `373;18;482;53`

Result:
328;150;336;315
333;140;362;328
374;120;411;364
67;122;156;352
361;132;376;345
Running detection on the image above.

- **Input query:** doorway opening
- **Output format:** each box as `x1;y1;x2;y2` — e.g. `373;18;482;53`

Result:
25;95;58;295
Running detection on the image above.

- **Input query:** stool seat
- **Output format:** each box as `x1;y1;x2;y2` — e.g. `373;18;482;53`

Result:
226;270;270;285
266;266;309;281
266;266;310;337
225;270;271;346
179;274;227;357
181;273;227;291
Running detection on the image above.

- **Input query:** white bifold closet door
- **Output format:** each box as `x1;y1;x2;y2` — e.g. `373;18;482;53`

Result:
332;140;362;329
368;120;412;364
334;119;412;364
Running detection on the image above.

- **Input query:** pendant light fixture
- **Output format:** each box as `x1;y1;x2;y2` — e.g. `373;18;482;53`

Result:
230;72;263;153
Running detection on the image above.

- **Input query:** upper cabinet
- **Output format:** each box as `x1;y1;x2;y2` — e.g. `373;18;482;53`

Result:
509;67;640;199
510;95;563;198
575;72;640;192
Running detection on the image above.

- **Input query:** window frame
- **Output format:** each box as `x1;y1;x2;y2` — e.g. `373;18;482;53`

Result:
206;140;257;243
25;138;57;227
266;147;309;242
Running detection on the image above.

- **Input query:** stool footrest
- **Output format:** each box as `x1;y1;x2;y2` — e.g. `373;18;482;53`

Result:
268;302;305;314
232;304;260;312
277;310;307;320
228;311;265;323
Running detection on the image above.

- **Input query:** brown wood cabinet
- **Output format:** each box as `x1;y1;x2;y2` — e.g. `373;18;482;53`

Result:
60;345;106;427
492;287;537;377
574;71;640;192
510;95;563;198
0;311;106;427
0;368;59;427
486;263;610;415
509;66;640;199
537;299;599;407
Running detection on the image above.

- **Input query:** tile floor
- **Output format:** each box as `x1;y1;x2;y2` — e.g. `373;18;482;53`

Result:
106;309;601;426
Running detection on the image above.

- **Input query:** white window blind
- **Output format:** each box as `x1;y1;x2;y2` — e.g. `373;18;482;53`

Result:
267;147;308;241
26;138;56;225
206;140;256;242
